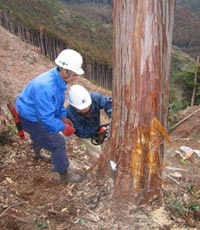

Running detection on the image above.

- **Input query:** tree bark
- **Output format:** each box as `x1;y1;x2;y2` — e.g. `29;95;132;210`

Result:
106;0;175;206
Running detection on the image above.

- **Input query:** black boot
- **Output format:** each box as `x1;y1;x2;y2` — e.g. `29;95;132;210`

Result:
59;167;84;183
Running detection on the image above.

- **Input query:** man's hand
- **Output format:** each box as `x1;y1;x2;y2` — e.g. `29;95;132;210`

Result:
62;124;75;137
62;117;73;126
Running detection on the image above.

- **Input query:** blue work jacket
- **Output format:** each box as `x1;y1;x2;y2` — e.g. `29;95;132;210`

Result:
16;67;66;134
66;92;112;138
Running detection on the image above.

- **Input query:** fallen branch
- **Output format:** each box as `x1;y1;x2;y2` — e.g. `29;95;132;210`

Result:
164;174;180;185
169;107;200;132
165;166;189;171
10;214;30;223
0;201;25;218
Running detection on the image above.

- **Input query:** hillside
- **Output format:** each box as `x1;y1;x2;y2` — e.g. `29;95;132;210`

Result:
1;26;200;229
176;0;200;19
170;46;199;112
0;25;110;105
0;0;113;64
173;3;200;58
0;0;199;110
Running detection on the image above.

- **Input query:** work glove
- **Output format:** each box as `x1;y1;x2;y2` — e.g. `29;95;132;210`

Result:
62;124;75;137
62;117;73;127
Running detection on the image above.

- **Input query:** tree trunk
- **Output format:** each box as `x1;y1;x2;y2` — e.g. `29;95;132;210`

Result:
107;0;175;206
191;56;199;106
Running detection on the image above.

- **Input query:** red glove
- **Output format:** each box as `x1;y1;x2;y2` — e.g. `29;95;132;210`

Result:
62;125;75;137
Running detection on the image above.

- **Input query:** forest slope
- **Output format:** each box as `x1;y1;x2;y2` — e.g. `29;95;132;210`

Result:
1;25;200;229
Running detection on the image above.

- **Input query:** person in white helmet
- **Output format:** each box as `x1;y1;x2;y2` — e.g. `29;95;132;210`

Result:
15;49;85;184
66;84;112;162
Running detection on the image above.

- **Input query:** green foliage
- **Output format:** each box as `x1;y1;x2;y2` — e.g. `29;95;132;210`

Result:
166;198;188;216
34;216;49;230
170;46;200;112
169;100;189;113
165;182;200;227
187;184;194;194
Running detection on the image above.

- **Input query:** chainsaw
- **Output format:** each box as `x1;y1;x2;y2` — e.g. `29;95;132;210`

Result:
91;123;110;145
7;100;25;140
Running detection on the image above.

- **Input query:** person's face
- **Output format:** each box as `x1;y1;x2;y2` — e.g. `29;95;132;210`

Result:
61;69;78;84
76;106;90;115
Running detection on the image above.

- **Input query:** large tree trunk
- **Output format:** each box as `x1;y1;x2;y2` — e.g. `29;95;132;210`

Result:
107;0;176;206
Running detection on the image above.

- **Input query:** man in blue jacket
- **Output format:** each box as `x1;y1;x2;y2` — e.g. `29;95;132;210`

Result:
66;84;112;162
15;49;84;184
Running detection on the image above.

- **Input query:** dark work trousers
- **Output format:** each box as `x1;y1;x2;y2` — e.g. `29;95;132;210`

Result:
20;116;69;173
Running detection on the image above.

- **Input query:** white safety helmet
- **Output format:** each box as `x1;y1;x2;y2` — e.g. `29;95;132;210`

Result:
55;49;84;75
68;85;92;110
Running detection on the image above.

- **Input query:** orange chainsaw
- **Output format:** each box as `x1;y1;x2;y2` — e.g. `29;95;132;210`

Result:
91;123;110;145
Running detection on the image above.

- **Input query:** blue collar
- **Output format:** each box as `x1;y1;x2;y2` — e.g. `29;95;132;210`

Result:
53;67;67;90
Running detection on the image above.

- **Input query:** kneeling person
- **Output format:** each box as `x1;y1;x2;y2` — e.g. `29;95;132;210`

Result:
66;85;112;162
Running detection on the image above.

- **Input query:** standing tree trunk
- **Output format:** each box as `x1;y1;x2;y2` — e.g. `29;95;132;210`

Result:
106;0;176;206
191;56;199;106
